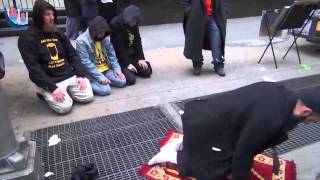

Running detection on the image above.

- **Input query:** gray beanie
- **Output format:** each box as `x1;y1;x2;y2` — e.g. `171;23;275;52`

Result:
123;5;143;24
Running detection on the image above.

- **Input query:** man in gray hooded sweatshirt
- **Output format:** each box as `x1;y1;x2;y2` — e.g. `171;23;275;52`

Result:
110;5;152;85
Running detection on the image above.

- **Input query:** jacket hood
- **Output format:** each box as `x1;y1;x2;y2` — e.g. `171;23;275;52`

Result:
32;0;57;29
88;16;110;39
122;5;143;24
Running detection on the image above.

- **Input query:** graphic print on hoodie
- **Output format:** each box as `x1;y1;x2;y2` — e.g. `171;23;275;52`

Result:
18;0;86;92
41;34;66;69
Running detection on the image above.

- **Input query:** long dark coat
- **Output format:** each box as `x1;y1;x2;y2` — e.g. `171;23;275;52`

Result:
64;0;81;17
97;0;118;23
182;0;227;60
177;82;300;180
79;0;99;20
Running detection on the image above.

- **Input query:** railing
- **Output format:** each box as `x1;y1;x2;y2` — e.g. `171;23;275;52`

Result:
0;0;65;11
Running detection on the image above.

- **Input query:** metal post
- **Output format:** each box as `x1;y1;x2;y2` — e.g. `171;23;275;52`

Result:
0;88;18;160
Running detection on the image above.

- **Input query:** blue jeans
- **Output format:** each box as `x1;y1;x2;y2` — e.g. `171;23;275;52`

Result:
206;15;224;68
91;69;126;96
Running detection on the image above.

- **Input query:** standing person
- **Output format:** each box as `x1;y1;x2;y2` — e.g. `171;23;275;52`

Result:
182;0;227;76
18;0;94;114
79;0;99;26
76;16;126;96
148;82;320;179
110;5;152;85
97;0;118;23
64;0;81;40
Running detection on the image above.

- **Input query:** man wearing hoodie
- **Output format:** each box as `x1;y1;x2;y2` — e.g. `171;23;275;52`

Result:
18;0;94;114
76;16;126;96
110;5;152;85
148;82;320;179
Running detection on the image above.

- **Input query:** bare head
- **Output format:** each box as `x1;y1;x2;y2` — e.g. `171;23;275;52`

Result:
293;99;320;124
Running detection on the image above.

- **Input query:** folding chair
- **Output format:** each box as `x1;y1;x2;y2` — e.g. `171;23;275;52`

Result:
258;0;320;68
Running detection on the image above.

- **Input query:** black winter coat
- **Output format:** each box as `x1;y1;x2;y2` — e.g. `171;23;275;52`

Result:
110;14;145;67
64;0;81;17
177;82;300;180
98;0;118;23
181;0;227;60
79;0;99;20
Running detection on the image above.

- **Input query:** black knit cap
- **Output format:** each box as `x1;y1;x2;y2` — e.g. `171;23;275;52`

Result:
88;16;110;39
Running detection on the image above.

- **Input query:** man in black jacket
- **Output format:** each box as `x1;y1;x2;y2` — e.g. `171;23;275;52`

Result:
64;0;81;40
148;82;320;179
110;5;152;85
18;0;94;114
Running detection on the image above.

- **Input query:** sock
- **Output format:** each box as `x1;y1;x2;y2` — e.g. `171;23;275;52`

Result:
148;137;183;165
148;148;177;165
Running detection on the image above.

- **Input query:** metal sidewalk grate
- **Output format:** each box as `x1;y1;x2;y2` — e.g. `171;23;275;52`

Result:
172;75;320;154
271;123;320;154
31;107;177;180
173;74;320;111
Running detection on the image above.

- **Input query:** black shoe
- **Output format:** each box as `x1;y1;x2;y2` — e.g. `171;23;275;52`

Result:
71;163;99;180
193;66;202;76
215;67;226;77
36;92;45;101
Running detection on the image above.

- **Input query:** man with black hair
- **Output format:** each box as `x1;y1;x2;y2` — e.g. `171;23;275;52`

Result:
110;5;152;85
18;0;94;114
148;82;320;180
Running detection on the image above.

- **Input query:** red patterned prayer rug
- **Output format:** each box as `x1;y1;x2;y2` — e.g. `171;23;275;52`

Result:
139;130;296;180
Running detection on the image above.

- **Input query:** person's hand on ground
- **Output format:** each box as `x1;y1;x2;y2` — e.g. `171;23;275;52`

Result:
115;71;125;80
128;64;137;73
52;88;65;102
100;78;111;85
76;77;87;90
138;60;148;70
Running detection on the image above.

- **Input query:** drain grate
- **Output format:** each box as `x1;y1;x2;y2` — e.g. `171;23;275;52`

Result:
172;75;320;154
174;74;320;111
31;107;177;180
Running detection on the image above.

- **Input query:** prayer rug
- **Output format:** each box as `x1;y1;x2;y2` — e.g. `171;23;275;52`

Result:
139;130;296;180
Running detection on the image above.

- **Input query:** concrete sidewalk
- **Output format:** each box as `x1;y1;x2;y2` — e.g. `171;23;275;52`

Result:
1;16;320;179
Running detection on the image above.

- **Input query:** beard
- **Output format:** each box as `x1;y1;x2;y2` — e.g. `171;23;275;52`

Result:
43;23;57;32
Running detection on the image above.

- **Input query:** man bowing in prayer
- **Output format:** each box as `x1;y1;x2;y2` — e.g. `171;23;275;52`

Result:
149;82;320;180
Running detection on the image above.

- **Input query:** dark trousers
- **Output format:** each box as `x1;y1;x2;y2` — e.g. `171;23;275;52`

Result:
122;61;152;85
